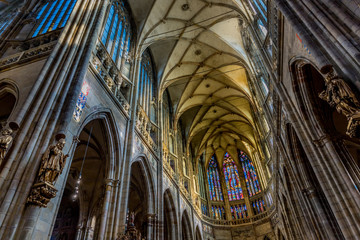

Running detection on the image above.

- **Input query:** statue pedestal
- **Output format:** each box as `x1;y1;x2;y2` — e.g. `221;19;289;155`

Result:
347;112;360;138
27;181;57;208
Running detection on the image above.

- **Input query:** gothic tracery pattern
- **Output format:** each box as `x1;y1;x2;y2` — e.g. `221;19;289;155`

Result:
223;152;244;201
207;156;224;202
239;151;261;197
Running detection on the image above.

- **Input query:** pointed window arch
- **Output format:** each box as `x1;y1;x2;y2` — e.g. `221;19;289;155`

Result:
207;155;223;201
239;150;261;197
223;152;244;201
101;1;132;65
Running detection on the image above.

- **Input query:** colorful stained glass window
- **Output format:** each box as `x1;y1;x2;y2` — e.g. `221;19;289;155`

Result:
32;0;78;37
223;152;244;201
239;150;261;197
207;155;224;202
211;205;226;220
73;81;90;122
252;198;266;215
230;204;248;219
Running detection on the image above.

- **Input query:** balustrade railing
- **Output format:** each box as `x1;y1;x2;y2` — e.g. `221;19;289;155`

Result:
202;210;269;226
90;42;130;114
135;104;157;152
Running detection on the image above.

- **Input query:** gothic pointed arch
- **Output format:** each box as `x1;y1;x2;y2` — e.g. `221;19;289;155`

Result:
181;210;193;240
0;80;18;130
163;189;178;240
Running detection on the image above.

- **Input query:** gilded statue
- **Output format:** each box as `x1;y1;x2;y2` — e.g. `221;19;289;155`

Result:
27;138;69;207
319;69;360;118
319;68;360;137
0;128;13;165
38;138;68;184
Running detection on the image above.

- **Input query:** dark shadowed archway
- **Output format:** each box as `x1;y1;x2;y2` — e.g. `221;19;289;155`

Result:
181;211;193;240
163;189;178;240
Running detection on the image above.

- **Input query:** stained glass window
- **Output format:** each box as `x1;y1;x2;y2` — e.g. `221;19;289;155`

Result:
211;205;226;220
0;9;16;37
198;161;207;199
101;1;131;65
201;202;208;216
230;204;248;219
73;81;90;122
252;198;266;215
207;156;224;202
32;0;78;37
138;49;155;117
223;152;244;201
239;151;261;197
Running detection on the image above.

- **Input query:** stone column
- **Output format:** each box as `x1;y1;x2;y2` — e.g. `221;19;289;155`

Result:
98;179;113;240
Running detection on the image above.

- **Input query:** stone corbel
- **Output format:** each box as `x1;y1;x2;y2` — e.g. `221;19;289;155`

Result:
319;66;360;138
27;136;69;207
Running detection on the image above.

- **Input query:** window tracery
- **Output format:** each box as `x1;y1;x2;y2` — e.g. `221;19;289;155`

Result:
138;49;155;117
101;1;132;68
223;152;244;201
207;156;224;202
239;150;261;197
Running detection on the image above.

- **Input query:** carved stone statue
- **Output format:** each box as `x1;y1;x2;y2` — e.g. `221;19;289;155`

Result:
319;68;360;137
27;138;68;207
129;212;135;227
38;138;68;184
0;128;13;165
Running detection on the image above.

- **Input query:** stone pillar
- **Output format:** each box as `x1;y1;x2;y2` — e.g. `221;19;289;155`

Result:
98;179;113;239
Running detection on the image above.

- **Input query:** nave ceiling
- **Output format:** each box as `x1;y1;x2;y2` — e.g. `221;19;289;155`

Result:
132;0;261;166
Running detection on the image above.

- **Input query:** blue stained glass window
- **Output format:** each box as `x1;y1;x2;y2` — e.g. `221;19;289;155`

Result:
101;5;115;43
32;0;77;37
139;49;156;116
112;21;123;61
52;0;72;30
223;152;244;201
239;150;261;197
207;156;224;202
61;0;76;27
100;2;131;66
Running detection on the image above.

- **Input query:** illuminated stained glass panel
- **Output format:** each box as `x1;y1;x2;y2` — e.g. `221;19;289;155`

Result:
223;152;244;201
252;198;266;215
33;0;78;37
230;204;248;219
239;150;261;197
211;205;226;220
207;155;224;202
73;81;90;122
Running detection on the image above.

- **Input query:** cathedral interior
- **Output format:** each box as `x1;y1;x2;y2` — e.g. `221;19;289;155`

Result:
0;0;359;239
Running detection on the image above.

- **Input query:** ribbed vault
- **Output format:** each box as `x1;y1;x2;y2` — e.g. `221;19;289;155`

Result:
139;0;259;167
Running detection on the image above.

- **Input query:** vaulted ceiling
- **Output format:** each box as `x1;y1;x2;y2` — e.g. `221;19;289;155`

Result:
135;0;259;167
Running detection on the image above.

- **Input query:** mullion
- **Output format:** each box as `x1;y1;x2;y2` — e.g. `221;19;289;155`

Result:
33;1;57;37
251;0;267;23
38;0;60;34
42;0;64;34
105;10;117;50
112;18;123;62
101;5;115;44
119;27;127;62
107;13;119;55
60;0;76;28
52;0;71;30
